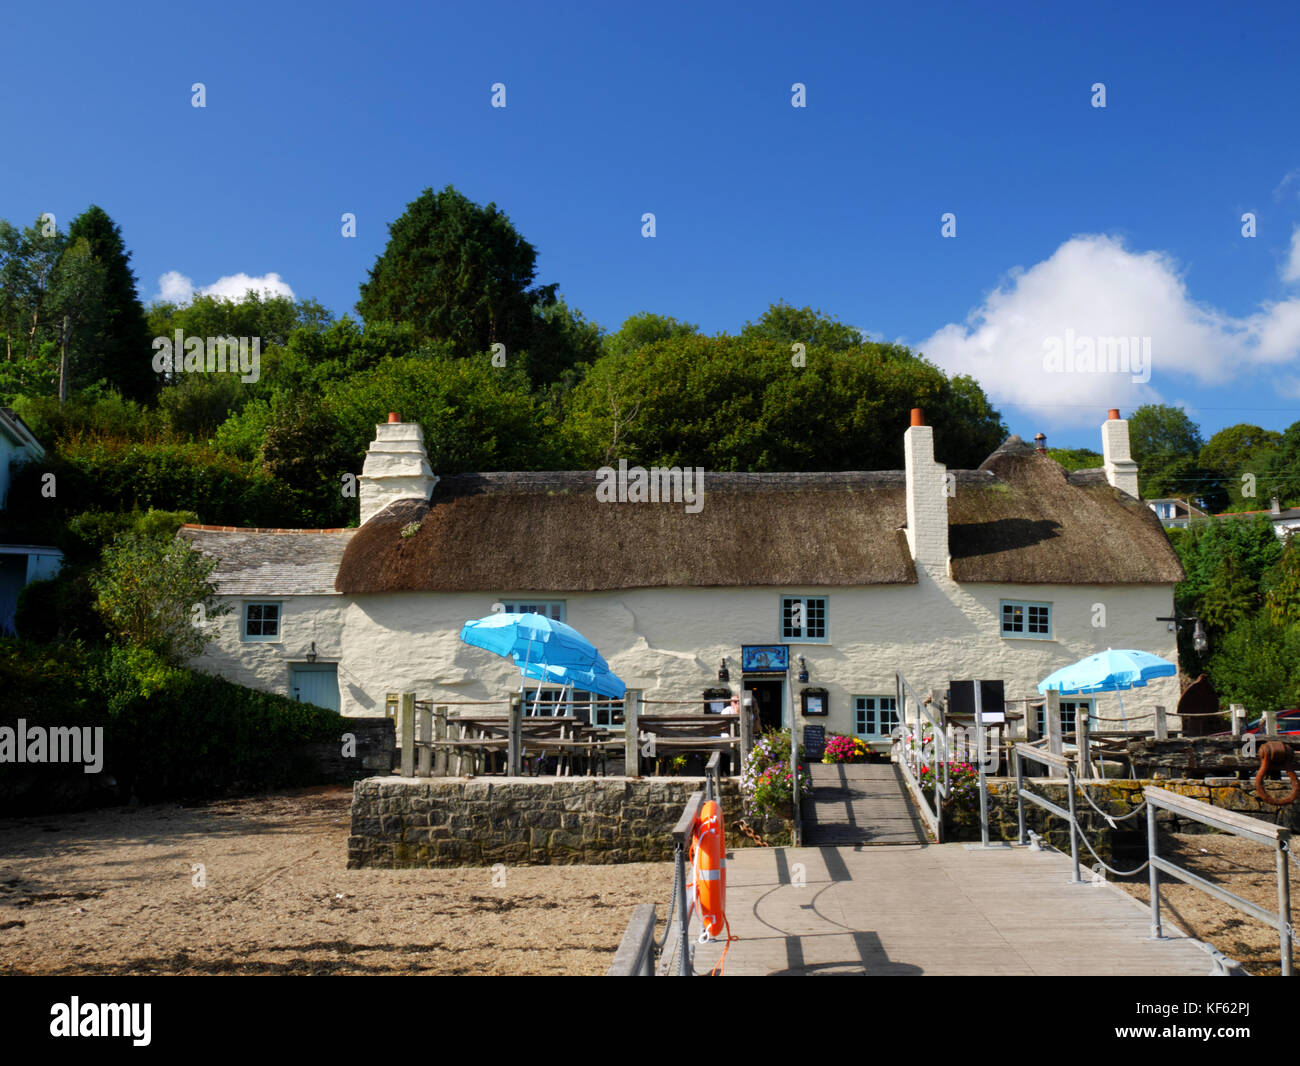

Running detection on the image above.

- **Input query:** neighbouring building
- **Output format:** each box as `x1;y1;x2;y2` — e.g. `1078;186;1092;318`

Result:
180;407;1185;746
0;407;62;634
1147;497;1210;529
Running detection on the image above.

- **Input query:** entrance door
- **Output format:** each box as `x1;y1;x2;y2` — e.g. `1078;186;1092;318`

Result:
746;679;785;732
290;663;340;712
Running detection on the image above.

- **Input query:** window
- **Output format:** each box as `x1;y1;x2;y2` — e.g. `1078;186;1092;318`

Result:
520;686;623;727
781;596;827;642
854;695;899;738
502;601;565;621
1035;699;1094;737
243;602;281;641
1000;600;1051;639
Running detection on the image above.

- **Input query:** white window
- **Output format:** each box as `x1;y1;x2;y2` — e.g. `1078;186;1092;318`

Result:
242;602;281;641
854;695;899;738
521;686;623;727
781;596;827;642
503;601;565;621
1035;699;1094;737
1000;600;1051;639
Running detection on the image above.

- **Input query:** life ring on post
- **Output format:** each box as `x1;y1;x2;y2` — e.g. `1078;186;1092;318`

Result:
688;799;726;941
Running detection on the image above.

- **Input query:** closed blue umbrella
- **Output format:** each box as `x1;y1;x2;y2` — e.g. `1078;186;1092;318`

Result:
1037;648;1176;728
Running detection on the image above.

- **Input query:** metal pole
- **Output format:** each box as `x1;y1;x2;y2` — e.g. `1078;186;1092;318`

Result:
1147;798;1162;939
1066;763;1080;883
1015;748;1026;845
975;681;989;848
1277;841;1293;977
674;841;691;976
789;668;800;848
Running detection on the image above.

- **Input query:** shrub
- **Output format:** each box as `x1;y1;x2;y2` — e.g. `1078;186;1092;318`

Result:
822;732;869;763
741;728;811;818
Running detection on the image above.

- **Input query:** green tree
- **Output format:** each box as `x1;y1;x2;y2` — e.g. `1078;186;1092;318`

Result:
65;206;156;401
0;216;65;396
356;186;571;382
602;311;699;359
740;302;864;352
1046;447;1103;471
562;330;1005;471
90;530;229;663
1265;536;1300;627
1206;613;1300;716
1127;404;1210;503
1254;420;1300;509
49;237;107;402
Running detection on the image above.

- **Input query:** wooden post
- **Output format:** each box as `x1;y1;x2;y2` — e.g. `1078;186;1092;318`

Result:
1027;701;1042;742
1045;690;1063;778
1076;706;1092;780
1266;709;1279;737
624;690;641;779
400;692;415;778
930;688;947;733
416;704;432;777
1154;705;1168;741
1231;704;1247;738
434;706;448;776
509;696;525;780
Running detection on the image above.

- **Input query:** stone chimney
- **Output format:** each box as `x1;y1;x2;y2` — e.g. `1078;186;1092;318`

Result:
904;408;949;569
1101;408;1139;499
1272;496;1282;516
358;413;438;524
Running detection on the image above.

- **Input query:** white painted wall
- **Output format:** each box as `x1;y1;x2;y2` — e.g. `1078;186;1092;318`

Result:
188;573;1181;734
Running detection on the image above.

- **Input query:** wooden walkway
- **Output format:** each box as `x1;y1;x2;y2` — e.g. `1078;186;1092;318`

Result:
686;843;1216;976
802;763;927;845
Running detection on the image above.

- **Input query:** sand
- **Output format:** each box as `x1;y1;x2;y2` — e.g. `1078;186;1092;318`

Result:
0;786;673;976
1115;831;1300;977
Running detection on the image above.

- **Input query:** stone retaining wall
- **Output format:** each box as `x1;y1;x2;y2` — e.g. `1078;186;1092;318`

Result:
347;775;759;868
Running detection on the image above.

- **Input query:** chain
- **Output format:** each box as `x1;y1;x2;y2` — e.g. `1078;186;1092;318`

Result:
734;819;770;847
1074;782;1148;823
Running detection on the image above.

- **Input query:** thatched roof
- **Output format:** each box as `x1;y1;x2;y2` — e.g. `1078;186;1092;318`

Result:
335;471;916;594
946;438;1184;584
333;441;1184;594
181;526;354;595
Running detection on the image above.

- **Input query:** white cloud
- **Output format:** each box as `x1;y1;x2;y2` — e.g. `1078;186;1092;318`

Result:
1283;226;1300;283
917;233;1300;429
153;271;295;304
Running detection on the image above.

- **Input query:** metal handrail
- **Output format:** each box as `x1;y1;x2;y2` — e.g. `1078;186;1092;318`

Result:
1145;785;1293;976
1014;745;1082;883
893;673;949;842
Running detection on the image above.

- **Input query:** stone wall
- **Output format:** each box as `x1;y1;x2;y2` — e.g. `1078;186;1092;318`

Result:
347;775;753;868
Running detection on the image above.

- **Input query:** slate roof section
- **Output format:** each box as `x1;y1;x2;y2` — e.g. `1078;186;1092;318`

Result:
179;526;355;596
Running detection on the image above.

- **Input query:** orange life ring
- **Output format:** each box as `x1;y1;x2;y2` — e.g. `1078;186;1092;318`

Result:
689;799;726;941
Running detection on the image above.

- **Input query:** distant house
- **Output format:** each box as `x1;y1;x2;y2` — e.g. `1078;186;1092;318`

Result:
1147;497;1210;529
1214;498;1300;540
180;409;1184;744
0;408;63;634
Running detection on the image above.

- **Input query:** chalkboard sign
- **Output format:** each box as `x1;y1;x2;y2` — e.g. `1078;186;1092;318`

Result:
803;724;826;760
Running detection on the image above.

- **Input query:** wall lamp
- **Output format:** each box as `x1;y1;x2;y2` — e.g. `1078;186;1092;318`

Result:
718;657;730;683
306;641;318;663
797;655;809;683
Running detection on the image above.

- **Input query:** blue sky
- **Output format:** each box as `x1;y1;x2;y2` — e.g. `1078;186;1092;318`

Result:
4;0;1300;449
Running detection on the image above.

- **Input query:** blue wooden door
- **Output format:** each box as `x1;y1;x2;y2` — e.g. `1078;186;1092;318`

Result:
290;664;339;712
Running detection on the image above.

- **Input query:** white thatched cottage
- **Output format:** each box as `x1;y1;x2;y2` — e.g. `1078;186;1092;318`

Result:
180;408;1184;744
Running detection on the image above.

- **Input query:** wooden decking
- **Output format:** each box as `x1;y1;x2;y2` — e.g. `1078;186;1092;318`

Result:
802;763;928;845
685;843;1217;976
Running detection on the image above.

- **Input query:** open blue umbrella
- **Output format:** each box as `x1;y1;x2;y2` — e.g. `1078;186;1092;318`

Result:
515;658;626;700
460;613;608;671
1037;648;1177;728
459;613;612;713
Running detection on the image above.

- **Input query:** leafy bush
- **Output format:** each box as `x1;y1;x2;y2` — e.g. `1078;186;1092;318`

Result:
0;639;345;810
741;728;811;818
